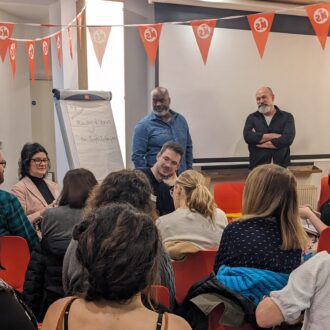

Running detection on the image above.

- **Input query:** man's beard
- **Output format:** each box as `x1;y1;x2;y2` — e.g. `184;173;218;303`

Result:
0;174;4;184
153;108;169;118
258;103;273;114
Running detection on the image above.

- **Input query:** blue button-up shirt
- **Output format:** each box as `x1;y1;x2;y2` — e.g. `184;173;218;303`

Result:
131;110;193;173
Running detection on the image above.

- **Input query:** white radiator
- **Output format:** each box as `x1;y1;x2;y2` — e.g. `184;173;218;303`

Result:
297;185;318;210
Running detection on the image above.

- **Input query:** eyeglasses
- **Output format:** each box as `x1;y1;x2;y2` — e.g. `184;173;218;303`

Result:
0;160;6;168
31;158;49;166
161;156;179;167
170;186;174;197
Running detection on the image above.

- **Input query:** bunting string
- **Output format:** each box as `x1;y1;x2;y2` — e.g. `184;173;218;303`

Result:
0;1;329;79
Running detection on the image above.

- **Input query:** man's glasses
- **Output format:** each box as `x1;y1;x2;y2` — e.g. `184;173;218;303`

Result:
170;186;174;197
161;156;179;167
0;160;6;168
31;158;49;166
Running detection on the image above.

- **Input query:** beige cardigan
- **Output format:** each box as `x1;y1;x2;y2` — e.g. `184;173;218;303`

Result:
11;176;60;223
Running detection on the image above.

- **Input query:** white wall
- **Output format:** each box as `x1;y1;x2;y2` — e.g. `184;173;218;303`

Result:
0;11;33;190
124;0;155;168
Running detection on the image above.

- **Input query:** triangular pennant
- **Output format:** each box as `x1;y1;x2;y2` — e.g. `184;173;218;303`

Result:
88;26;111;67
8;40;17;79
55;32;62;67
26;40;36;83
305;3;330;49
138;24;162;65
191;19;217;64
247;12;275;58
41;37;51;79
68;25;73;59
0;23;14;62
77;13;83;49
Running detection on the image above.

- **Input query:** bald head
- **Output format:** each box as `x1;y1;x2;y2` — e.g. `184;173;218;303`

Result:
151;86;171;119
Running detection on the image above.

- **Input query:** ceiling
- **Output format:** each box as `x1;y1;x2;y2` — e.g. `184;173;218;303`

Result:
0;0;57;22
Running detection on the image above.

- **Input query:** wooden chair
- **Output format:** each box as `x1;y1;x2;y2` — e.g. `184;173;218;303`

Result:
0;236;30;292
214;182;245;221
317;226;330;253
149;285;170;309
318;175;330;210
172;250;217;304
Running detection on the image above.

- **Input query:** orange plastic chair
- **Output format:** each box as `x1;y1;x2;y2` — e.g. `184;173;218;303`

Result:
0;236;30;292
208;304;254;330
214;182;245;221
149;285;170;309
318;176;330;210
172;250;217;304
317;226;330;253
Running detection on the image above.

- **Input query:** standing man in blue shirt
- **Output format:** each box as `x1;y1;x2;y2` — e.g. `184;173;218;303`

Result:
131;86;193;173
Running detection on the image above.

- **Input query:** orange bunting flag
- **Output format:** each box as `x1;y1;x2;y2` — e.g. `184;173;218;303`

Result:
68;25;73;59
26;40;36;83
88;26;111;67
305;3;330;49
138;24;162;65
77;13;83;49
41;38;51;79
8;40;17;79
0;23;14;62
247;12;275;58
55;32;62;67
191;19;217;64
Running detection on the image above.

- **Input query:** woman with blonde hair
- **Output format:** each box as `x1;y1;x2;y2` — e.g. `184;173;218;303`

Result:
156;170;227;258
213;164;309;304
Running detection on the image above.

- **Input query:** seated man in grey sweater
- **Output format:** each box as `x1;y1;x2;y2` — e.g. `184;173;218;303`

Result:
256;251;330;330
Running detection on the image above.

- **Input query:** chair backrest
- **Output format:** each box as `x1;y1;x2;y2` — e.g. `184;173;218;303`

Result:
0;236;30;292
213;182;245;215
172;250;217;304
208;304;254;330
318;176;330;210
149;285;170;309
317;227;330;253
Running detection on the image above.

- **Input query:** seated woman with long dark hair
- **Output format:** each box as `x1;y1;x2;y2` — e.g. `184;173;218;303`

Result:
214;164;309;305
12;143;61;224
23;168;97;321
63;169;176;309
42;204;190;330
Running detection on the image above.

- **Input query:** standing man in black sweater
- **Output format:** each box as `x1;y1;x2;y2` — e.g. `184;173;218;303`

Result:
243;86;295;169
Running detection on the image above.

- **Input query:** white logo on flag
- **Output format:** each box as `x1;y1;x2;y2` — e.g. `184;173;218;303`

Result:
28;43;34;59
42;40;48;55
0;26;9;40
313;8;329;24
56;35;61;49
93;29;106;44
254;17;269;33
10;42;15;60
197;23;211;39
144;27;157;42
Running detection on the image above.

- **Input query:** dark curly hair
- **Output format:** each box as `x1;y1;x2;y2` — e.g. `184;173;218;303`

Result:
84;169;157;220
18;142;50;179
76;203;159;302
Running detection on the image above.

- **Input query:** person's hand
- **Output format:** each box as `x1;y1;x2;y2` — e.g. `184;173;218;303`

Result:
163;172;177;187
299;205;314;219
256;141;276;149
40;201;58;216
